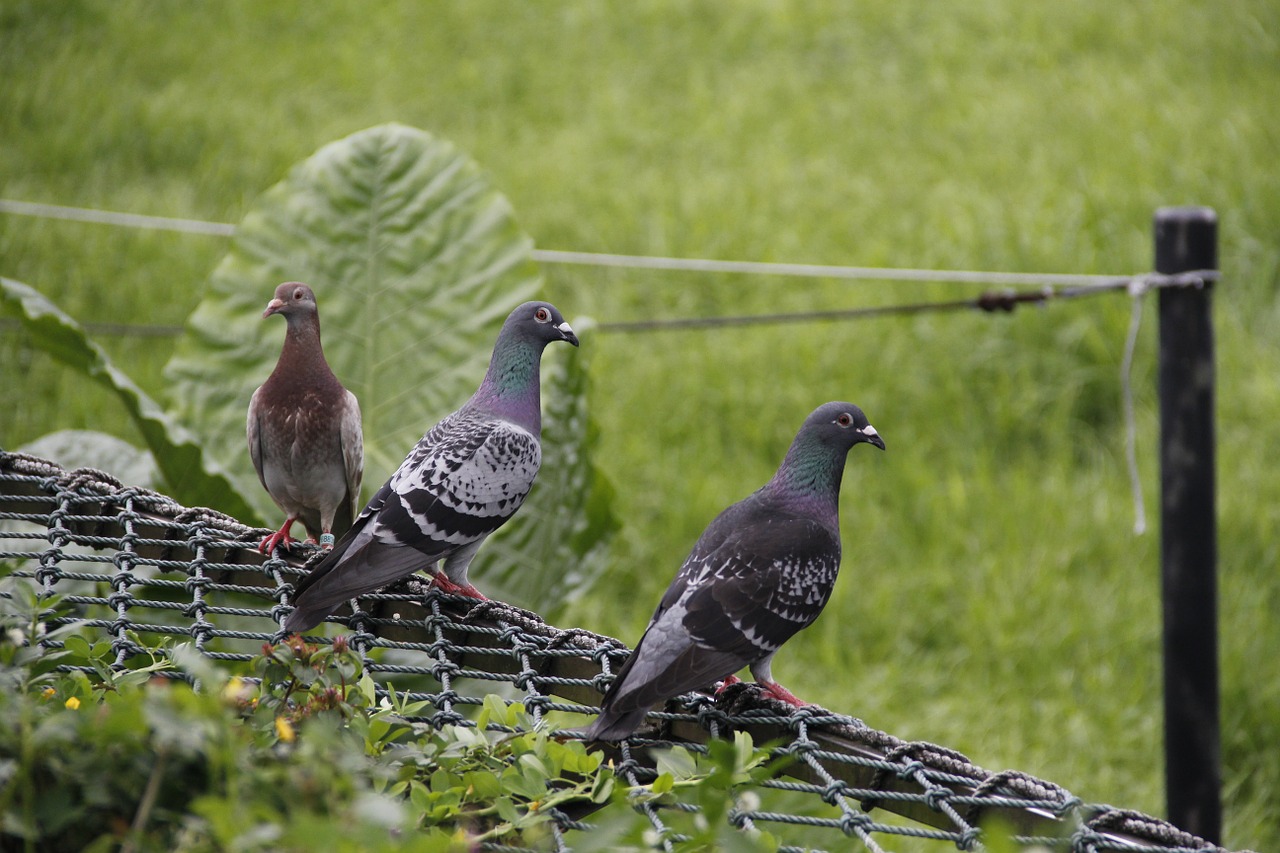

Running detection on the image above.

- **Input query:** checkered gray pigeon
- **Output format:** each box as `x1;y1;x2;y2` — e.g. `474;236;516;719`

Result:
248;282;363;555
282;301;579;633
583;401;885;741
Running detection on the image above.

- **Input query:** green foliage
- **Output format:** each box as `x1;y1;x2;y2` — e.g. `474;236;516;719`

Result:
642;736;783;853
1;3;1277;849
0;277;254;517
163;124;542;508
0;583;595;850
0;579;788;852
2;124;616;612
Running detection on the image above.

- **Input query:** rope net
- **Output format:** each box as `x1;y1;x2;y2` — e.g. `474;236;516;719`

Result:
0;450;1241;853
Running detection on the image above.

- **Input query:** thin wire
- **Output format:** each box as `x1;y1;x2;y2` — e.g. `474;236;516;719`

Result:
0;199;236;237
597;298;981;332
1122;281;1149;536
596;273;1215;332
2;198;1129;287
532;247;1124;287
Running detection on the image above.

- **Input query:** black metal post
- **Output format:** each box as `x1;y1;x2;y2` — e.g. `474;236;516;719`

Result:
1155;206;1220;843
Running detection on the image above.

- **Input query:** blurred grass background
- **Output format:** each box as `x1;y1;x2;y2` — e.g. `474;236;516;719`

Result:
1;1;1277;848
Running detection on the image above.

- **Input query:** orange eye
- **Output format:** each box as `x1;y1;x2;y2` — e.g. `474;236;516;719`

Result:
534;307;551;323
836;413;853;427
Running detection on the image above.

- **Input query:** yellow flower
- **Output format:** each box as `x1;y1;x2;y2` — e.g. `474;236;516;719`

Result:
274;716;296;743
64;696;81;710
222;676;252;703
41;687;56;700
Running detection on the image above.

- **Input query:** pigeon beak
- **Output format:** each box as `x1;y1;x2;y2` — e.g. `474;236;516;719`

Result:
861;426;886;451
263;298;285;319
558;322;580;347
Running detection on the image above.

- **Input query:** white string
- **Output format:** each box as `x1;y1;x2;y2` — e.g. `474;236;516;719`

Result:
0;199;236;236
531;247;1124;286
2;198;1129;287
1122;278;1150;535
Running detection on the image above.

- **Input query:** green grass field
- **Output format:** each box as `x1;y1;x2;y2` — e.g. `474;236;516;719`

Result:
2;2;1278;849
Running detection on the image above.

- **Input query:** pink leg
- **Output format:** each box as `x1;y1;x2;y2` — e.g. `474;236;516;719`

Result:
714;674;742;695
761;681;806;707
431;574;488;600
259;517;298;554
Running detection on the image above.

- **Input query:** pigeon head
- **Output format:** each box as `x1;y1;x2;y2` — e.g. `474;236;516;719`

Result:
504;301;579;349
263;282;319;323
771;401;884;503
799;401;885;453
487;301;578;376
472;301;578;428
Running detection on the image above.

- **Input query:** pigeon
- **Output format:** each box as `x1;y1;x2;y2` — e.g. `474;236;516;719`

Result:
582;401;885;742
282;300;579;634
248;282;363;554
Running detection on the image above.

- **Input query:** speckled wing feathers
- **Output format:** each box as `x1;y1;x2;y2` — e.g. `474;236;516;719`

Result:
390;411;541;537
283;412;539;631
595;497;840;722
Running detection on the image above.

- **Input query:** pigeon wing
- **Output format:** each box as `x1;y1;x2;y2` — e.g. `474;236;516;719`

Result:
596;503;839;719
386;411;541;548
336;388;364;534
684;513;841;661
246;385;269;492
284;413;539;631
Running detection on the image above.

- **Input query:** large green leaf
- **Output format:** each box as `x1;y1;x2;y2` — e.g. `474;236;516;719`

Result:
0;277;257;519
164;123;613;611
166;123;541;509
17;430;159;489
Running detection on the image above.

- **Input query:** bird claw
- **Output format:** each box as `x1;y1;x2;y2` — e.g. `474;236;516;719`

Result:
259;518;301;555
430;575;488;600
761;681;806;707
258;531;298;555
714;675;742;696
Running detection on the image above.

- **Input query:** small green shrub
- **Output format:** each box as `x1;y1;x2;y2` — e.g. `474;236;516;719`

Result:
0;581;776;852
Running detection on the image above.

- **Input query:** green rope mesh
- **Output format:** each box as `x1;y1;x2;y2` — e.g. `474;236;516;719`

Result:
0;450;1241;853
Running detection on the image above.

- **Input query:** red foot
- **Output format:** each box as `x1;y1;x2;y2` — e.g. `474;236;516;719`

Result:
761;681;806;707
430;574;488;600
258;518;298;555
714;674;742;696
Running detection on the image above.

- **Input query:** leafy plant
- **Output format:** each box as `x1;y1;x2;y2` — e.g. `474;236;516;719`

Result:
4;124;616;611
0;574;792;851
163;123;543;514
0;278;253;517
163;123;615;610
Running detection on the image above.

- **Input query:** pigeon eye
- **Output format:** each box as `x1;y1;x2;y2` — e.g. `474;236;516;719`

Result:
293;289;305;301
836;413;853;427
534;307;551;323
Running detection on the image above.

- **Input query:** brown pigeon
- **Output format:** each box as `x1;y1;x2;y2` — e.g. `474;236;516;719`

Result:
247;282;363;554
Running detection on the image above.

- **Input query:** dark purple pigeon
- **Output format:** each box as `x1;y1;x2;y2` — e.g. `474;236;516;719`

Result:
583;401;884;742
